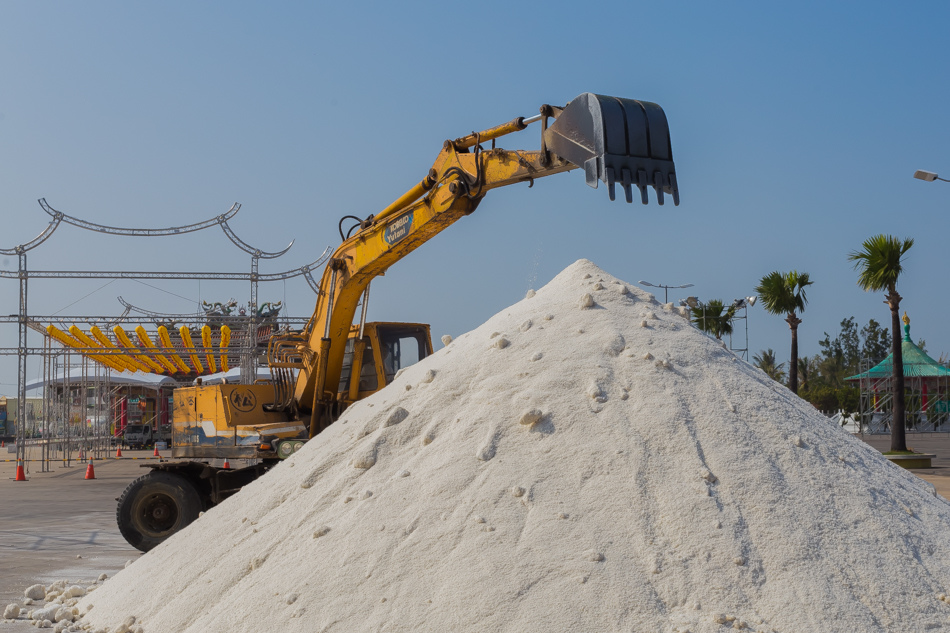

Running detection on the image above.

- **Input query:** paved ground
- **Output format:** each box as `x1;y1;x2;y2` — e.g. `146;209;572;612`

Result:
1;435;949;630
856;432;950;500
0;451;153;631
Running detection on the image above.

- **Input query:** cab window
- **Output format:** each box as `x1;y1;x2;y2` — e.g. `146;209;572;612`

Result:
377;326;431;385
338;337;379;393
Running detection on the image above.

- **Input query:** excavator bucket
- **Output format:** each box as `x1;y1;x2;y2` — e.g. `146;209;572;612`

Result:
544;93;678;205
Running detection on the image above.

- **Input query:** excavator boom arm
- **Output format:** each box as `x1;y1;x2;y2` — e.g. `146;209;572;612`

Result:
291;93;679;433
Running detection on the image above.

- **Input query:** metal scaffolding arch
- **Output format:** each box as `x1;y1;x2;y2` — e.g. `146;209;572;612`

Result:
1;199;330;468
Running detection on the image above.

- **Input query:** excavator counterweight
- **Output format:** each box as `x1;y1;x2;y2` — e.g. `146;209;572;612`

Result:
544;93;678;205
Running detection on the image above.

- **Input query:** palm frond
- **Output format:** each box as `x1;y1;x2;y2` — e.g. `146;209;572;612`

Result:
754;270;813;316
847;234;914;292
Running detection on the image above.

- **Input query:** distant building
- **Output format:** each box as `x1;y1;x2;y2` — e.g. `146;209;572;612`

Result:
0;396;45;436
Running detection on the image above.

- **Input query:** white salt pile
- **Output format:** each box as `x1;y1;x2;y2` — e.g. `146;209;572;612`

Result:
64;260;950;632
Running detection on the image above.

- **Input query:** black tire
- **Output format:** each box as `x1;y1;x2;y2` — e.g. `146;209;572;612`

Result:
116;470;202;552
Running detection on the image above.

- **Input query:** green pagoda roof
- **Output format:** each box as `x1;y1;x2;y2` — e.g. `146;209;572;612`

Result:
846;315;950;381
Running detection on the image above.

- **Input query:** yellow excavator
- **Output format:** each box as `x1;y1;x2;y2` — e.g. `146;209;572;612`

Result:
116;92;680;551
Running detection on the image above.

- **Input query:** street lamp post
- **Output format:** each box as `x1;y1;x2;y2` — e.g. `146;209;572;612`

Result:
637;280;694;304
913;170;950;183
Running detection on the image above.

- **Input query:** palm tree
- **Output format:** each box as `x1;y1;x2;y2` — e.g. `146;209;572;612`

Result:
848;234;914;452
691;299;736;340
753;348;786;383
754;271;813;394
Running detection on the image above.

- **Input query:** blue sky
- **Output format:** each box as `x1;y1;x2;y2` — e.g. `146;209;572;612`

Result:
2;1;949;392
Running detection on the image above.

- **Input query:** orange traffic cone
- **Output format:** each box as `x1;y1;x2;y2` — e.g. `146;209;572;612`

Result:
14;459;26;481
115;446;122;458
153;445;160;457
84;458;96;480
222;458;231;470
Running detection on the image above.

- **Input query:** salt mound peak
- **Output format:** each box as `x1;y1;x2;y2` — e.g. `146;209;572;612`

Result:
80;260;950;633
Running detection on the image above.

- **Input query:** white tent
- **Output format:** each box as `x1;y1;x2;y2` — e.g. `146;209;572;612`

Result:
25;368;179;391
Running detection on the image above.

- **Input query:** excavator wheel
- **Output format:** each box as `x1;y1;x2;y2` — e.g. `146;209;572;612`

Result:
116;470;202;552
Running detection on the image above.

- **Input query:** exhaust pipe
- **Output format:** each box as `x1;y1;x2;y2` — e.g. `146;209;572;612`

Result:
544;93;679;205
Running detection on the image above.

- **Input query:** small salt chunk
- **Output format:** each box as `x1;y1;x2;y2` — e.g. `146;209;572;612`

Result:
519;319;533;332
530;352;543;361
586;551;605;562
701;470;718;483
734;556;746;566
405;384;412;391
422;432;435;445
713;614;728;624
53;607;73;623
3;603;20;618
421;369;436;384
25;585;46;600
490;331;501;339
579;293;595;309
605;333;625;356
441;334;453;346
474;516;486;524
313;526;331;538
75;555;82;559
494;337;510;349
647;311;658;319
398;469;410;477
640;320;648;328
543;314;554;321
615;285;629;295
343;496;353;503
557;512;569;519
593;282;604;290
525;289;536;298
384;406;409;427
792;436;803;448
662;302;673;311
643;353;653;360
511;486;525;497
360;490;373;500
583;273;591;279
286;593;299;605
620;391;629;401
587;383;607;402
519;409;543;426
483;526;496;532
23;598;33;605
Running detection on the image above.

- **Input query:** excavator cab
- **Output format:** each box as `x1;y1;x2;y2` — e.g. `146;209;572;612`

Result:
337;322;432;402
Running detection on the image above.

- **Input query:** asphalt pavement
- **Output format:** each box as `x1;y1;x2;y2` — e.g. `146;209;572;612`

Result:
0;450;151;631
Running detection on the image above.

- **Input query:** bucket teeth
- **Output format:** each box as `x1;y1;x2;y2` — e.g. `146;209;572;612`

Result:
544;93;679;206
621;168;633;204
